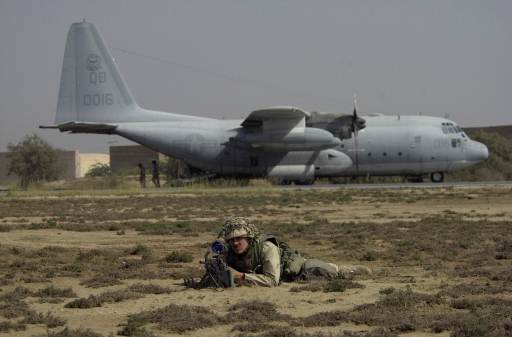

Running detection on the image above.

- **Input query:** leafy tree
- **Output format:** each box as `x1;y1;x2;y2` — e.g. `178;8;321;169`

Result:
85;163;112;177
7;134;61;189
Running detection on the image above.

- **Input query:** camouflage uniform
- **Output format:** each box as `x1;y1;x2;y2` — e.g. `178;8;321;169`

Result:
220;217;371;287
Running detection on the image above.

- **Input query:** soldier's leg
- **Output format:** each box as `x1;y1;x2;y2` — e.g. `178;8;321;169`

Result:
302;259;339;279
303;259;372;279
337;265;372;278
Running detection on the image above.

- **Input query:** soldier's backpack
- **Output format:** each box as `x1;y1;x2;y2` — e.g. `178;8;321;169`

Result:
257;235;306;282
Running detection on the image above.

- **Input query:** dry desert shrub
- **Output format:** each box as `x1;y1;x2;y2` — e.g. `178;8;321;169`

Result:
120;303;224;334
32;326;106;337
164;250;193;263
0;320;26;332
36;285;77;298
64;290;141;309
289;278;364;293
128;283;174;294
0;287;32;319
20;310;66;328
229;300;291;323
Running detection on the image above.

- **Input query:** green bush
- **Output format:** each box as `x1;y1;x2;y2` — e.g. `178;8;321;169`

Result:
85;163;112;177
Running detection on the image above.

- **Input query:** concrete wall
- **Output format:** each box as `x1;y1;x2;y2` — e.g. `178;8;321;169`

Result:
110;145;166;173
58;150;80;180
78;153;110;178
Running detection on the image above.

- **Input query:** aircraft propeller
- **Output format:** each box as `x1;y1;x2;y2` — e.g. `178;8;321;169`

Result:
352;94;360;173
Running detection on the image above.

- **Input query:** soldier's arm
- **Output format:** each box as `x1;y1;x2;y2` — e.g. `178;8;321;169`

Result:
243;241;281;287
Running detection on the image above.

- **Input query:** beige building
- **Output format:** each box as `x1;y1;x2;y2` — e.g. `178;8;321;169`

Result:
78;153;110;177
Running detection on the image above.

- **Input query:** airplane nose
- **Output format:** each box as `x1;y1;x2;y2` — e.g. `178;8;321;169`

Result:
481;143;489;160
467;141;489;162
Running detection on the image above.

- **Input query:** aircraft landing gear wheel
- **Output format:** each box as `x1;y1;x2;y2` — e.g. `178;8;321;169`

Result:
430;172;444;183
294;178;316;185
280;179;292;185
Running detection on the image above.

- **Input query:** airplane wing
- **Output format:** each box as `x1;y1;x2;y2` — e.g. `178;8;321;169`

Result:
241;106;310;132
39;122;117;134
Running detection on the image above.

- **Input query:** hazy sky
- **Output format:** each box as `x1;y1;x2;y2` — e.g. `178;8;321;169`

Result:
0;0;510;153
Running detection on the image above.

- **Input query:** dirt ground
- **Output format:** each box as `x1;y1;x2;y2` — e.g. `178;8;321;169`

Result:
0;185;511;337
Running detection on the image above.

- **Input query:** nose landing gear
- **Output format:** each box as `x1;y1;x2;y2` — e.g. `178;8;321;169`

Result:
430;172;444;183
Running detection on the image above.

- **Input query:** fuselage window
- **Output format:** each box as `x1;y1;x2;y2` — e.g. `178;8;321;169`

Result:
451;139;457;148
368;152;372;157
398;152;402;156
383;152;387;156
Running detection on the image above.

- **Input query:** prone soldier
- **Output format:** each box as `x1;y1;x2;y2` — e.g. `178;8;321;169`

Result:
212;216;371;287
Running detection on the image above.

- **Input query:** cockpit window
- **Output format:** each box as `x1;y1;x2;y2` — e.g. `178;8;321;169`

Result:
442;123;464;135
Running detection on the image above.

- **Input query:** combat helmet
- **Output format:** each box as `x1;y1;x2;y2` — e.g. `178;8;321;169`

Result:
219;216;260;241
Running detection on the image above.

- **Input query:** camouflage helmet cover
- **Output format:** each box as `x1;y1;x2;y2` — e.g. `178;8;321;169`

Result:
219;216;259;241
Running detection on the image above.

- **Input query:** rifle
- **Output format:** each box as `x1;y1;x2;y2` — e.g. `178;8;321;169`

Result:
184;240;235;289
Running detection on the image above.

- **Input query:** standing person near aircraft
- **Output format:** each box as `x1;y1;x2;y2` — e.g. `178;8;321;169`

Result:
218;217;371;287
151;160;160;187
138;163;146;188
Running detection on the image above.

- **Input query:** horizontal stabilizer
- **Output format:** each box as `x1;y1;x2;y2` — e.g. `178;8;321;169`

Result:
40;122;117;134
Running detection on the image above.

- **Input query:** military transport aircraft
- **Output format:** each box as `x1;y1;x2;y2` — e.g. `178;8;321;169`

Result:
42;21;489;184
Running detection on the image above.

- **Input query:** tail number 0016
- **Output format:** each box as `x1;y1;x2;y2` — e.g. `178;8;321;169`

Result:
83;93;114;106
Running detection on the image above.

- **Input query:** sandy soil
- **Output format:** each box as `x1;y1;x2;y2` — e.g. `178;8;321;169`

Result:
0;186;511;337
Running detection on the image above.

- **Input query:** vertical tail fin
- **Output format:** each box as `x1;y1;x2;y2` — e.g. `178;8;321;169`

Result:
56;21;139;124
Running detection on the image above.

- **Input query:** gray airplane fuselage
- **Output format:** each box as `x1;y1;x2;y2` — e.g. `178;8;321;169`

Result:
113;111;488;181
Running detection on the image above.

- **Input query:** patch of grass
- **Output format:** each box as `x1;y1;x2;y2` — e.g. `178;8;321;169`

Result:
164;251;193;263
0;287;32;319
121;303;224;334
80;273;123;288
229;300;291;323
438;282;512;298
129;283;174;294
324;277;365;292
127;244;152;256
20;310;67;328
32;326;106;337
289;281;325;293
36;285;77;298
301;310;349;327
361;250;379;261
0;320;26;332
64;290;141;309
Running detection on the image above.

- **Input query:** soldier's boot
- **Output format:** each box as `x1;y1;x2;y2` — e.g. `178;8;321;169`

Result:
337;265;372;278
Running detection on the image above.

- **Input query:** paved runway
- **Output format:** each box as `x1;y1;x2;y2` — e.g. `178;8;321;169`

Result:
280;180;512;190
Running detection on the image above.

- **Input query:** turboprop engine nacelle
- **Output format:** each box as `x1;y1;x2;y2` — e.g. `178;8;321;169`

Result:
267;149;352;180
